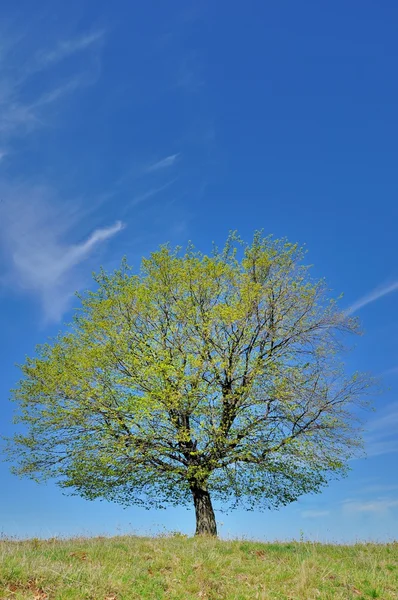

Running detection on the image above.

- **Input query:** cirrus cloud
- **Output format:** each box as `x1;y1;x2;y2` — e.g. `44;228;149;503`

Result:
0;184;124;323
346;281;398;315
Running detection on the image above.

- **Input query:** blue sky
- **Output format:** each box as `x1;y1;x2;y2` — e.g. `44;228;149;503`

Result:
1;0;398;543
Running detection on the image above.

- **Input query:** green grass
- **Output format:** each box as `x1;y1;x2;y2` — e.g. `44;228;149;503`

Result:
0;535;397;599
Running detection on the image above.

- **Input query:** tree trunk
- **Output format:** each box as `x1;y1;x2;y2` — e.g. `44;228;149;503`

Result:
191;485;217;536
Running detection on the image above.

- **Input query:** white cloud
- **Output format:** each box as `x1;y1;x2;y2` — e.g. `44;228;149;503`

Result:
0;185;124;322
383;366;398;376
0;78;86;139
346;281;398;315
0;76;94;141
146;154;180;172
0;95;37;136
37;31;105;67
301;510;330;518
362;402;398;458
33;79;83;107
365;439;398;458
342;498;398;515
0;28;126;322
365;403;398;433
0;29;103;147
360;483;398;493
129;179;178;207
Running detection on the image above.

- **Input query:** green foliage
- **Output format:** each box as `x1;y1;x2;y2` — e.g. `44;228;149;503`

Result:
6;232;372;512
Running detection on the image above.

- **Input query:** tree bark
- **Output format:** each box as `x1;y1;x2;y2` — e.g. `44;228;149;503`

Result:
191;485;217;536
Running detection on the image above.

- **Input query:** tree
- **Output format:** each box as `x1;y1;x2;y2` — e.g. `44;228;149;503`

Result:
7;232;371;536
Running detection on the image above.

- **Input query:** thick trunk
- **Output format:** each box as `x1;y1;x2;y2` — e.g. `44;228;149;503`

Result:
191;485;217;536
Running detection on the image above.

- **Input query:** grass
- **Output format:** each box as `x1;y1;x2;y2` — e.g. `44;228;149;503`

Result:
0;535;397;599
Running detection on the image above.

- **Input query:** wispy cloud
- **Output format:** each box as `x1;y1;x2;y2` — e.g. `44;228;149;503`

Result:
0;27;118;323
129;179;178;207
362;402;398;458
146;154;180;172
360;483;398;494
383;366;398;376
342;498;398;515
365;403;398;434
0;79;85;138
301;510;330;518
37;30;105;67
62;221;124;265
33;79;83;107
0;96;37;137
0;75;94;140
346;281;398;315
365;439;398;458
0;185;124;322
0;29;103;147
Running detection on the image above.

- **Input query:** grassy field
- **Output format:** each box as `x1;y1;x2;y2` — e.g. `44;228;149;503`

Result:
0;535;397;599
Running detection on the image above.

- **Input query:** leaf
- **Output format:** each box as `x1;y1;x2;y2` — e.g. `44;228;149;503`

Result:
7;232;372;528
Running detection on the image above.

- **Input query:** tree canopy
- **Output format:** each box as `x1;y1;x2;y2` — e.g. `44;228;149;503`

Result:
7;232;371;535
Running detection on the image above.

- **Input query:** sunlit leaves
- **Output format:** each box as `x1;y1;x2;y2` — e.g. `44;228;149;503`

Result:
7;232;372;512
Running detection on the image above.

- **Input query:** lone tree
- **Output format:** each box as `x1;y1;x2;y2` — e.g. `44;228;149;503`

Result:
7;233;370;536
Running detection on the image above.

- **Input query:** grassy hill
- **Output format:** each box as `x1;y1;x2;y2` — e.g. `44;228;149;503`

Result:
1;535;397;599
